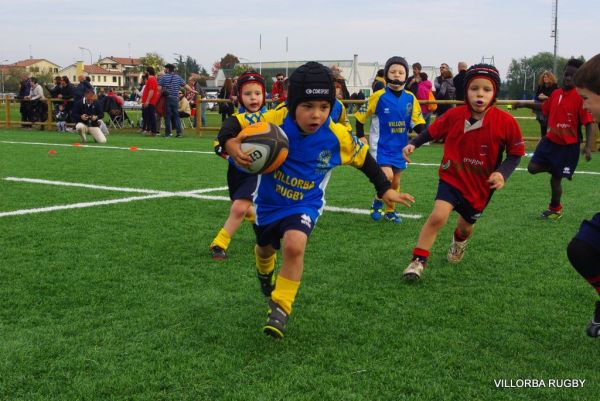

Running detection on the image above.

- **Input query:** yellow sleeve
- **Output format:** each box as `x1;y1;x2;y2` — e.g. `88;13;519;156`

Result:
354;89;383;124
337;100;353;132
236;107;288;129
330;120;369;168
409;92;426;128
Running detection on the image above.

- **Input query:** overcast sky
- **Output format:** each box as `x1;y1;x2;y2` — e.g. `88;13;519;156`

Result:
1;0;597;80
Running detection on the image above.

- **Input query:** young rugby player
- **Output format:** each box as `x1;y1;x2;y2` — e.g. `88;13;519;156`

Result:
209;70;266;260
354;56;426;223
402;64;525;281
515;59;594;220
218;62;414;338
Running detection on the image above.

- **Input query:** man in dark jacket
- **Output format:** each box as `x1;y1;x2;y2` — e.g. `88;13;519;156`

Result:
72;89;106;143
17;74;31;128
453;62;468;101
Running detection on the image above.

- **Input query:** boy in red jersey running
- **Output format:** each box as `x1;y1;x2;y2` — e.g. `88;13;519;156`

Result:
515;58;594;220
402;64;525;280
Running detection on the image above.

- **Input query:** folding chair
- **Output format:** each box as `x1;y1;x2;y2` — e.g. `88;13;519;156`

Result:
102;96;123;129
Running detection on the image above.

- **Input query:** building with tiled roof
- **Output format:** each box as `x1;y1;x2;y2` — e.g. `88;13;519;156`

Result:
58;61;123;90
10;58;61;75
98;56;143;89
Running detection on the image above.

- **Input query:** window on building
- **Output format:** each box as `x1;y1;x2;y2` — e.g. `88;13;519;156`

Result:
112;76;117;83
103;76;107;82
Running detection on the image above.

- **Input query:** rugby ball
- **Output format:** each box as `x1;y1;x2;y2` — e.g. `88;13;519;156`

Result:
237;122;289;174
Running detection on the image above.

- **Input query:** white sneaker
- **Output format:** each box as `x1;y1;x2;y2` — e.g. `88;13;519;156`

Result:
447;237;468;263
403;260;424;281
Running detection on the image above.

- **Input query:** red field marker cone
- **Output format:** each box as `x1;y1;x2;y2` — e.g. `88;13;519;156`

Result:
129;146;138;151
48;149;57;155
72;143;81;147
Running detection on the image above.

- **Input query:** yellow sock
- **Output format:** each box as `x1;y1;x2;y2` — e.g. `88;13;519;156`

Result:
271;275;301;315
255;249;276;275
210;228;231;250
385;202;396;213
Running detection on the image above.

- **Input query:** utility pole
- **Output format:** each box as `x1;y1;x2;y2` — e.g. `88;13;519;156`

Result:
551;0;559;75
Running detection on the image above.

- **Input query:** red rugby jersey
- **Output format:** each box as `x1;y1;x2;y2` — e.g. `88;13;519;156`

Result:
428;105;525;211
543;88;593;145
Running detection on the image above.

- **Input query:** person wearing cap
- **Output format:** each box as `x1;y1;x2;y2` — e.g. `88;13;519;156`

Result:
354;56;426;223
209;70;267;260
158;63;197;138
402;64;525;281
217;61;414;339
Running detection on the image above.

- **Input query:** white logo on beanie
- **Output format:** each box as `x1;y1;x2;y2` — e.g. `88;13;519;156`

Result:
306;88;330;95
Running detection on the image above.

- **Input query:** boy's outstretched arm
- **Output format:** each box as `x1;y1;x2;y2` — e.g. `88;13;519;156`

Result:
403;128;432;163
359;153;415;208
489;154;522;190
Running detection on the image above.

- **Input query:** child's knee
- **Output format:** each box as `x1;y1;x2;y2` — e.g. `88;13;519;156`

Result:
230;200;250;219
282;239;305;260
426;212;449;229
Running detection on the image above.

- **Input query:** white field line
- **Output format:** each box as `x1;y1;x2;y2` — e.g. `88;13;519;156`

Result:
0;140;214;154
3;140;600;176
2;177;423;219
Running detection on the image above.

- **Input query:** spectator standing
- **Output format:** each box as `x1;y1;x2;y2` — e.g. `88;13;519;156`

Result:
218;78;234;122
73;74;93;104
372;69;386;92
435;68;456;117
406;62;422;94
158;63;196;138
270;72;287;105
141;66;159;135
415;72;434;128
453;62;468;101
534;71;559;137
17;75;31;128
25;77;47;130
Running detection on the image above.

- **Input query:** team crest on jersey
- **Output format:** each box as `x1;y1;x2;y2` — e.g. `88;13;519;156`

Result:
441;160;451;170
300;214;313;229
405;103;413;116
316;150;332;175
479;144;489;156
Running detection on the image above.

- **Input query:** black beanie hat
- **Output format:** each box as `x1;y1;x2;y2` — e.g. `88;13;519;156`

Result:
287;62;336;119
464;64;501;110
384;56;409;82
236;70;266;108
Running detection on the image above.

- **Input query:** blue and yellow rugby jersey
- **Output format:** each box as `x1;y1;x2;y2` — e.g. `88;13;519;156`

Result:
235;110;369;226
330;98;352;132
354;88;425;169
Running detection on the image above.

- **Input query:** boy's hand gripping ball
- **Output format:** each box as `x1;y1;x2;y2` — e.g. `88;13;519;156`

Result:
237;122;289;174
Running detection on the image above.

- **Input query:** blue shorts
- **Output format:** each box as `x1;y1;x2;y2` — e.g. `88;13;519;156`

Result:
254;214;315;250
379;164;404;174
574;212;600;253
435;180;486;225
531;137;580;180
227;164;258;201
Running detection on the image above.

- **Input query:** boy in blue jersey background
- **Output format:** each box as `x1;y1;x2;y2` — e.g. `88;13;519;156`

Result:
218;62;414;339
354;56;426;223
